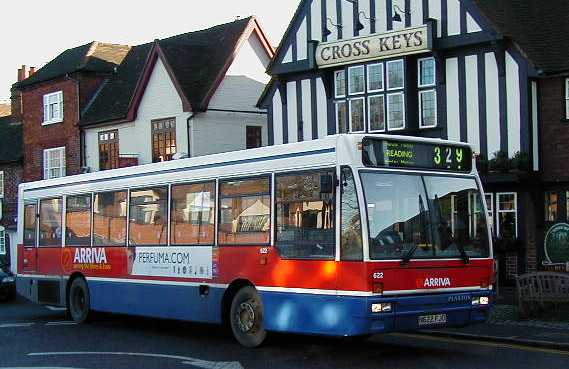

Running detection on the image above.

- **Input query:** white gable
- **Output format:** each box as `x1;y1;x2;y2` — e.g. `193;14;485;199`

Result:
209;33;270;111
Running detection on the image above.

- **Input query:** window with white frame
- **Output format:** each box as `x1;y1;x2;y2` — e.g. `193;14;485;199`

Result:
43;147;66;179
496;192;518;239
0;226;5;255
334;59;405;134
418;57;437;128
43;91;64;125
0;171;4;198
485;193;494;235
565;78;569;119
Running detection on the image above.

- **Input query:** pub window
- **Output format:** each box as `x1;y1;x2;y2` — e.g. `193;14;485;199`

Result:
367;63;384;92
219;177;271;245
98;130;119;170
93;191;127;246
152;118;177;163
485;193;494;235
129;187;168;246
0;226;4;255
418;57;437;128
171;182;216;245
334;59;405;133
0;171;4;198
276;170;335;259
336;101;348;133
348;66;365;95
335;70;346;98
340;167;362;261
39;198;63;247
387;92;405;130
496;192;518;239
349;97;365;132
23;202;37;247
567;191;569;220
565;78;569;119
545;191;558;222
66;195;92;246
368;95;386;132
246;126;262;149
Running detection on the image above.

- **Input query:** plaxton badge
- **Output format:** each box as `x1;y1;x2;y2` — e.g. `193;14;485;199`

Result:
315;24;432;68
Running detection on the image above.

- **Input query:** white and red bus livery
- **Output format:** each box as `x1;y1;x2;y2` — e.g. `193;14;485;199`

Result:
17;134;494;347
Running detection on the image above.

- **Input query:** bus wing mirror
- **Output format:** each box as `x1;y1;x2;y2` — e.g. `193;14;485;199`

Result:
320;174;335;194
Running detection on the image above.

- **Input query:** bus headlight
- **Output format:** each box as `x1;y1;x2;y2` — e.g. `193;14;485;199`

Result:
371;303;392;313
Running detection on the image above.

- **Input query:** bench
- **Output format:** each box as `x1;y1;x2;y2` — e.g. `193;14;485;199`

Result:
516;272;569;318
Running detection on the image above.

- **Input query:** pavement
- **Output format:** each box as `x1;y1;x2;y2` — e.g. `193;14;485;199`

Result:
424;304;569;350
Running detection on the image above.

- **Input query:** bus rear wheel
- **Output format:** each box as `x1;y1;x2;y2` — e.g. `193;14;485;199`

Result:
68;277;91;323
230;286;267;348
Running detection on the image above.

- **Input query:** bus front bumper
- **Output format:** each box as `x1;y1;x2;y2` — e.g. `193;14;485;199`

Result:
260;289;493;337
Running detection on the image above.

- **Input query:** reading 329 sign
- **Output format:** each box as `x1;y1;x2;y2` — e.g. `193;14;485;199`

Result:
315;25;433;68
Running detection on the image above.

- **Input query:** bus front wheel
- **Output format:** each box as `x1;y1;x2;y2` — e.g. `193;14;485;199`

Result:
230;286;267;348
68;277;91;323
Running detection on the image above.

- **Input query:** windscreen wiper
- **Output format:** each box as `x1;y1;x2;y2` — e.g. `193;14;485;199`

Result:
401;194;427;265
434;195;470;265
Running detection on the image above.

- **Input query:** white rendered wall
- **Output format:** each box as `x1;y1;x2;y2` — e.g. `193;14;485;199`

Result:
190;110;267;156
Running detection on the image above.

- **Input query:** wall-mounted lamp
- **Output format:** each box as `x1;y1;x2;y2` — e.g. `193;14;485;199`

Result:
324;17;343;37
358;10;376;30
392;5;411;23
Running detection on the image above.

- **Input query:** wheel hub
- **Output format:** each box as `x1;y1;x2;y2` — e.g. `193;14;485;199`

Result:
237;300;256;333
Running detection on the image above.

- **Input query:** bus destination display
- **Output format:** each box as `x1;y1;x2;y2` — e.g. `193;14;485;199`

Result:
362;138;473;173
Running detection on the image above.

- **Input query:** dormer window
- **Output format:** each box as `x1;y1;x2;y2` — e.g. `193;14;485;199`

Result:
43;91;64;125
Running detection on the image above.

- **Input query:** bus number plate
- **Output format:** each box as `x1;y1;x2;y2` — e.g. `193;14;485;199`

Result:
418;314;447;326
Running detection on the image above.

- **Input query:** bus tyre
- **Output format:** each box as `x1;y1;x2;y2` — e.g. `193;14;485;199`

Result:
68;277;91;323
230;286;267;348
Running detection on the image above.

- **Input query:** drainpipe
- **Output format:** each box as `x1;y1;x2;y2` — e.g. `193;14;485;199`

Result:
186;113;196;158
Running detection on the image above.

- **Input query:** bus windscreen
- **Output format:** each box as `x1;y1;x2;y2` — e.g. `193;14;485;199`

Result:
362;138;473;173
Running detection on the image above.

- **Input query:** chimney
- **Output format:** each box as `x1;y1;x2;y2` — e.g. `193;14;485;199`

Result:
17;65;28;81
29;66;36;75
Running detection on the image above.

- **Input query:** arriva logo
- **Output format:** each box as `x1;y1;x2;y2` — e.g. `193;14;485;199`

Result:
423;277;451;288
74;248;108;264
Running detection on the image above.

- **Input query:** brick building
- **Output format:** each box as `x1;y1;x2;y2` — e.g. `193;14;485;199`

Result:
14;45;131;182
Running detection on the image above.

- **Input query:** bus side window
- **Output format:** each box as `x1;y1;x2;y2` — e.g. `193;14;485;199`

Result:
93;191;127;246
340;167;363;261
129;187;168;246
23;202;38;247
66;195;92;247
218;177;271;245
171;182;216;245
275;170;336;259
39;198;63;247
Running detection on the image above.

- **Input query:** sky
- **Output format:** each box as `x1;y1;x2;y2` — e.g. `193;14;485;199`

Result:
0;0;299;101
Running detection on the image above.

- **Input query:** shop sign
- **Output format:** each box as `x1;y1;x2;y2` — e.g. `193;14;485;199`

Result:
544;223;569;264
315;24;432;68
